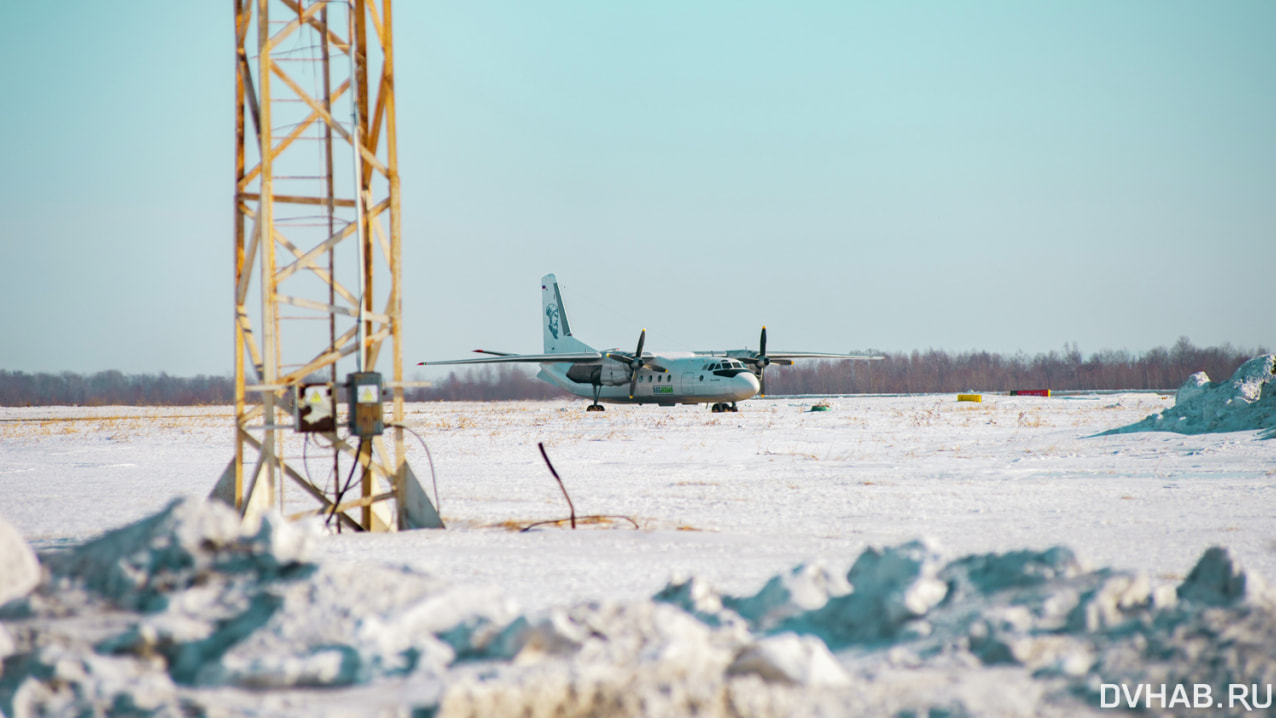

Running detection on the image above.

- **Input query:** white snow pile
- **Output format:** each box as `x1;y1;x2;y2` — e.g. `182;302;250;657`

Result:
4;501;1276;717
1105;354;1276;437
0;499;515;717
0;517;39;611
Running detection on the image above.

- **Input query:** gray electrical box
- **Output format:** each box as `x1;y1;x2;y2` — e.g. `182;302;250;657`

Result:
294;383;335;433
347;372;384;436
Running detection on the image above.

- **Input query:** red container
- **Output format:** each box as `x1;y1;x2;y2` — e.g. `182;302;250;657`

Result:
1011;389;1051;397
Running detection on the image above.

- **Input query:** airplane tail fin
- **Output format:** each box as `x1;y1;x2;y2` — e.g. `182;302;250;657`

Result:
542;274;592;354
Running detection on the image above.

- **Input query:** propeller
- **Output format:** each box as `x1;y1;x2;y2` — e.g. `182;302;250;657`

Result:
741;326;791;396
605;329;667;398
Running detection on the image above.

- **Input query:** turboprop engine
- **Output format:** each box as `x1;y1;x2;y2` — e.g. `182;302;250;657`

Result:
565;359;632;386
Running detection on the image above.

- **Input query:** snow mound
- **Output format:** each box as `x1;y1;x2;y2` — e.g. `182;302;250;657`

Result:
1104;354;1276;436
650;541;1276;716
0;499;515;717
441;600;745;717
6;502;1276;717
41;496;315;612
0;514;39;610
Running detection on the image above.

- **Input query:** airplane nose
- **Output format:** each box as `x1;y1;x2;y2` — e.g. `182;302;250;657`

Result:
733;371;761;399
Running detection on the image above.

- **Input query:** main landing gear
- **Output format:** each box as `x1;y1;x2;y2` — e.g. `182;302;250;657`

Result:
586;384;605;412
709;402;738;413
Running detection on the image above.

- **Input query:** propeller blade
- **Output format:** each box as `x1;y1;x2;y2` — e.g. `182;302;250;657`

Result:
635;329;646;361
759;326;767;358
773;359;794;366
605;352;634;363
629;373;638;399
759;366;766;397
648;363;668;373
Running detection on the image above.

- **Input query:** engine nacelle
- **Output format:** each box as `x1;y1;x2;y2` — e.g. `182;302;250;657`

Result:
566;360;631;386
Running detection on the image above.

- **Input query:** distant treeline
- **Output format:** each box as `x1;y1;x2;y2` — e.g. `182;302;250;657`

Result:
405;365;567;402
0;370;234;407
1;339;1265;406
0;365;563;406
766;338;1267;395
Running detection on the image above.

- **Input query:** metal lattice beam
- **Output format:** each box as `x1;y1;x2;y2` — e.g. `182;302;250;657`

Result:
216;0;436;532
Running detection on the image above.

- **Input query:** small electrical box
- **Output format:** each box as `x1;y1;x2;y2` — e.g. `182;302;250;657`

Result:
294;383;335;433
347;372;384;436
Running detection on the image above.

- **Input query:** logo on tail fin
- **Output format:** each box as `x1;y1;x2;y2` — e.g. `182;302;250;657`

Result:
546;304;560;339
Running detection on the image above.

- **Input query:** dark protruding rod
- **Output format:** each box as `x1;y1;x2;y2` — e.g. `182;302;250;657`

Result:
538;441;575;529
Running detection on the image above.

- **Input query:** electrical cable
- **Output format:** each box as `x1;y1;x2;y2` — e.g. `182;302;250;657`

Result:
387;422;440;514
326;436;365;528
301;432;339;501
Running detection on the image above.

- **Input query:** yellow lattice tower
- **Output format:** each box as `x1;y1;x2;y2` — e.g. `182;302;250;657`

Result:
212;0;440;531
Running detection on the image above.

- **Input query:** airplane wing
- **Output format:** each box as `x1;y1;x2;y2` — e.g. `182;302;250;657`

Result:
418;350;602;366
753;351;884;361
695;350;884;362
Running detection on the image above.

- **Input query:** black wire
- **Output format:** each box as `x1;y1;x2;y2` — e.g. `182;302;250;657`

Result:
326;436;365;528
302;433;317;493
302;431;340;498
387;422;440;513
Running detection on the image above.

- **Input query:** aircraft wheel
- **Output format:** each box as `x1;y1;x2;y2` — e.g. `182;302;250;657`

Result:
586;404;605;412
710;403;722;413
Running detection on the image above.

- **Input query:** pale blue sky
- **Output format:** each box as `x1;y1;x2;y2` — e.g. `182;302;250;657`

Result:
1;2;1272;377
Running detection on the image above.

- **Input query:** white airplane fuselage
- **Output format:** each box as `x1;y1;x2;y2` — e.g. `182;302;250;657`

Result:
536;353;760;407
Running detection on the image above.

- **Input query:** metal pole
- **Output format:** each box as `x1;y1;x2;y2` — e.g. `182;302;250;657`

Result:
233;0;248;511
320;1;342;525
257;0;278;510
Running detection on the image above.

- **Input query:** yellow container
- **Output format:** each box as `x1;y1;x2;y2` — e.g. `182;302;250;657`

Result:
956;394;982;403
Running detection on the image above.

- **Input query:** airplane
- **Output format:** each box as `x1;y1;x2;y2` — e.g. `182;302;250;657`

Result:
418;274;883;412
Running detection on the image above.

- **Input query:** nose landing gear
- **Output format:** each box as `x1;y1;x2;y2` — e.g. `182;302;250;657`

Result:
586;384;605;411
709;402;739;413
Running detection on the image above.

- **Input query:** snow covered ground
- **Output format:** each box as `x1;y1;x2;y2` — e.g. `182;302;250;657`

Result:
5;391;1273;607
2;365;1275;716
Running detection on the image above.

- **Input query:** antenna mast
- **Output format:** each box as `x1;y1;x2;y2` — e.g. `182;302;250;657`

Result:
215;0;440;531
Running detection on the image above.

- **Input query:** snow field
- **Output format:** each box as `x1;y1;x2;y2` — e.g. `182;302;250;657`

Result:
3;392;1273;611
2;372;1274;716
